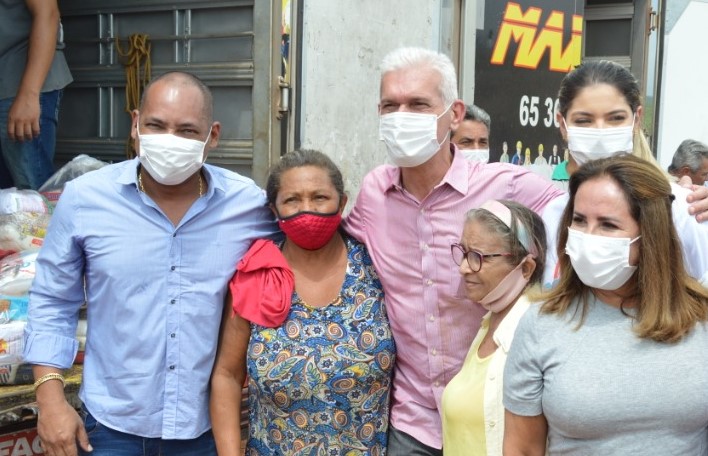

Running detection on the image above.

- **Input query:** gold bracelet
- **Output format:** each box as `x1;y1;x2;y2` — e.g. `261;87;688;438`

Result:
33;373;66;393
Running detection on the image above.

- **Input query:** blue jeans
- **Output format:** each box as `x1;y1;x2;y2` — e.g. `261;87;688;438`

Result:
0;89;61;190
79;409;217;456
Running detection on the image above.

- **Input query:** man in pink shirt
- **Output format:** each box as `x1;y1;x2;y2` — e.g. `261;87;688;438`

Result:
343;47;565;455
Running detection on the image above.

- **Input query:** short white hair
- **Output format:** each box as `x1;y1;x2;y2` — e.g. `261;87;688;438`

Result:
380;47;458;106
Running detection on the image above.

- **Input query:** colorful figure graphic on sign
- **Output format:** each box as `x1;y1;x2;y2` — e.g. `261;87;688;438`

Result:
511;140;522;165
500;141;510;163
534;144;547;165
549;144;561;166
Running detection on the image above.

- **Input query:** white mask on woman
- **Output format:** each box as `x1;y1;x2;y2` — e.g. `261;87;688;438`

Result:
138;128;211;185
379;105;451;167
564;117;634;165
565;228;640;290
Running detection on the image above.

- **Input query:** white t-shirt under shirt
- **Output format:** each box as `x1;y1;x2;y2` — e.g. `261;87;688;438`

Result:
504;297;708;455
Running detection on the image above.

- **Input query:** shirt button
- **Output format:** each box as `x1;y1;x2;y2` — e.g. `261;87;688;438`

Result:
434;381;440;387
426;279;433;286
489;421;496;428
422;243;429;251
169;365;175;370
431;348;437;356
170;299;176;304
170;266;176;271
429;315;435;322
170;333;176;338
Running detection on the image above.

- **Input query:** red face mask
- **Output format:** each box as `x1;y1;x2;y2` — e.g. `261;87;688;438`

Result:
278;210;342;250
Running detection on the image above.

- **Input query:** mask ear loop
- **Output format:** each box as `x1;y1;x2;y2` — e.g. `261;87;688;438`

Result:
437;102;455;145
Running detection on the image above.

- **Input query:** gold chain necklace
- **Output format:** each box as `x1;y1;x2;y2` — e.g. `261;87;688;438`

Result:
138;170;203;197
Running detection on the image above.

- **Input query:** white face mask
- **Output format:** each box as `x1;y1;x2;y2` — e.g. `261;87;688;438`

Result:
138;127;211;185
565;228;640;290
379;105;451;168
564;118;634;165
460;148;489;163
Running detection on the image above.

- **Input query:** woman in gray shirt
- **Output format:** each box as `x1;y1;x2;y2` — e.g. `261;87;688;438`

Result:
503;155;708;455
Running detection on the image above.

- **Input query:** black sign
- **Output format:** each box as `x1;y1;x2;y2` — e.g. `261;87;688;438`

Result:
474;1;584;180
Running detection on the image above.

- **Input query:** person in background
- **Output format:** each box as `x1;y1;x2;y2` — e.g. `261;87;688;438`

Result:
0;0;72;189
211;149;395;455
442;200;546;456
668;139;708;186
24;72;276;455
542;60;708;288
343;46;565;456
451;104;491;163
504;154;708;455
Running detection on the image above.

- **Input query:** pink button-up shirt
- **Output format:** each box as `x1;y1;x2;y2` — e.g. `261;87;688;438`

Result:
343;148;565;449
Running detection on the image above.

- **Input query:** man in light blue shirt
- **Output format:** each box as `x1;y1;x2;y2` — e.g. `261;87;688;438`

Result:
24;72;277;455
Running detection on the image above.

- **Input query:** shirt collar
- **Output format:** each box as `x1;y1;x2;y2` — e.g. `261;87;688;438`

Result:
383;143;471;195
117;157;224;197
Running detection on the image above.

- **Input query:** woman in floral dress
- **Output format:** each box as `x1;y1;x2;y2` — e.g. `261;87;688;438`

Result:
211;149;395;456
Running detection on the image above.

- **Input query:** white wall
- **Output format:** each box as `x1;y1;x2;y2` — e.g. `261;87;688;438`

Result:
298;1;443;206
657;0;708;169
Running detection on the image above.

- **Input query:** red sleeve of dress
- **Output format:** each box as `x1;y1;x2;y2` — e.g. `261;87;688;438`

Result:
229;239;294;327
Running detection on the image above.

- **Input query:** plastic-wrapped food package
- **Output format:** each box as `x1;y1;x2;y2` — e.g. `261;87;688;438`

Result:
38;154;109;196
0;188;51;215
0;250;38;324
0;213;51;253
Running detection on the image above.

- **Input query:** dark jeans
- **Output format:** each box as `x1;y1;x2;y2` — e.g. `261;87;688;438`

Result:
78;408;217;456
387;425;443;456
0;89;61;190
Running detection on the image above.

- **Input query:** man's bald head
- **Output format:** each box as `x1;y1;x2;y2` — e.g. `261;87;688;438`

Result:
140;72;213;124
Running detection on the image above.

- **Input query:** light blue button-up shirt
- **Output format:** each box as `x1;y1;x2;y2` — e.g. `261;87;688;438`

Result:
24;158;277;439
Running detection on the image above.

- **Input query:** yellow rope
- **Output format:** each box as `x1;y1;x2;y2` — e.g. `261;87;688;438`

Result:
116;34;152;158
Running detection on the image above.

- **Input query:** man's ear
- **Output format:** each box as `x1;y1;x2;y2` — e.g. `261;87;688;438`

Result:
679;166;693;178
130;110;140;140
449;100;465;132
207;122;221;148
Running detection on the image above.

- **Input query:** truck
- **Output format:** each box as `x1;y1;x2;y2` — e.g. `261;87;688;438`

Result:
2;0;702;449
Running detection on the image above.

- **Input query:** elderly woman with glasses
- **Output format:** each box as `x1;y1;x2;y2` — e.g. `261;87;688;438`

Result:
441;200;547;456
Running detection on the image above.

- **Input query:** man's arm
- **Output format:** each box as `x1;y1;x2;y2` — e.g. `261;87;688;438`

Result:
8;0;61;141
678;177;708;223
25;182;89;454
341;177;370;243
33;365;92;456
507;164;566;215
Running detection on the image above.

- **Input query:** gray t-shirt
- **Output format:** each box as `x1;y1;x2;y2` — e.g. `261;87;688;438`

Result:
0;0;72;99
504;296;708;455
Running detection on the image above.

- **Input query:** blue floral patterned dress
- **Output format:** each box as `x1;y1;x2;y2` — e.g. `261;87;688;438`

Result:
245;234;395;455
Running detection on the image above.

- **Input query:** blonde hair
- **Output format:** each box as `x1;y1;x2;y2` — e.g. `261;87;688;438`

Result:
540;155;708;343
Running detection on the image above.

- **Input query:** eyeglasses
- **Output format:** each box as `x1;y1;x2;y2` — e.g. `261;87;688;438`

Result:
450;243;512;272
